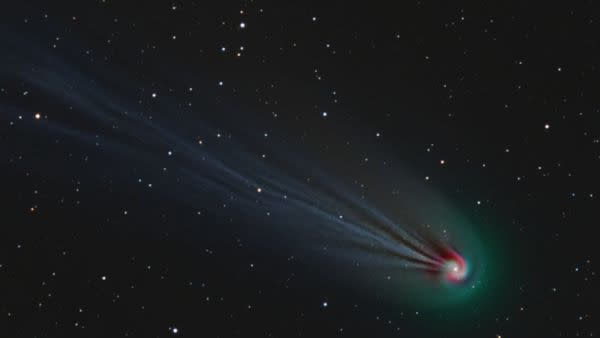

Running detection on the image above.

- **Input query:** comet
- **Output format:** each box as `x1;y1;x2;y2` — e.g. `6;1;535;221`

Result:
1;36;485;305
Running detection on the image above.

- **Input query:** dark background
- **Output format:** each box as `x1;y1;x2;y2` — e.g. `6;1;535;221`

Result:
1;1;599;337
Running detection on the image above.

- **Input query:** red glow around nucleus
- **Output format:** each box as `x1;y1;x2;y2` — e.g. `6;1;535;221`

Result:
440;249;468;283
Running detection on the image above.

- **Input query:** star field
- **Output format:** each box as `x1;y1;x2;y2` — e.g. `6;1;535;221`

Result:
2;1;600;337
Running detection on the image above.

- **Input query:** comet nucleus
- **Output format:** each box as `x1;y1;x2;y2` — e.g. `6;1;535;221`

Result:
441;250;468;283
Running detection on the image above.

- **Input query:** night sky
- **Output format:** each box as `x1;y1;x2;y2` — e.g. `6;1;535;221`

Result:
2;1;599;337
